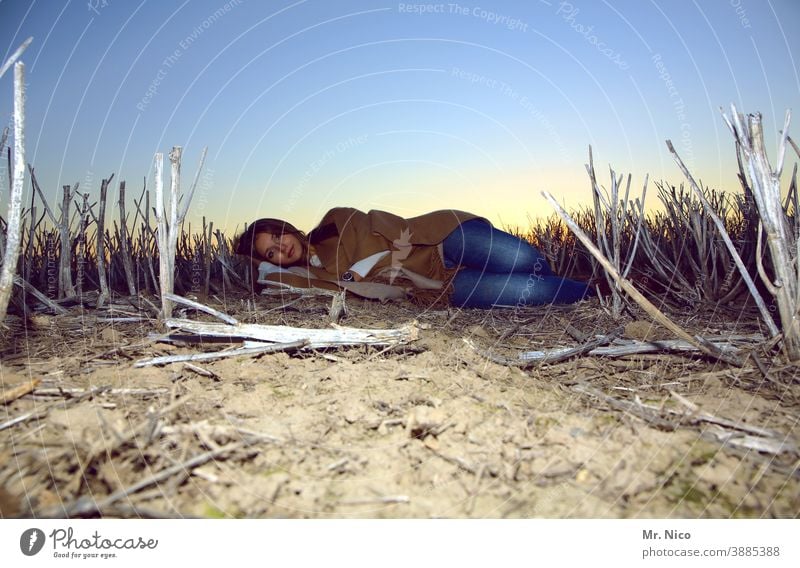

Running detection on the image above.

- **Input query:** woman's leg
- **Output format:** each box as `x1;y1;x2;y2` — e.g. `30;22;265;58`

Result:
442;219;552;275
450;269;592;309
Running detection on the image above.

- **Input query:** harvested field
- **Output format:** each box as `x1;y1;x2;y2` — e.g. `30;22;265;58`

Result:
1;292;797;518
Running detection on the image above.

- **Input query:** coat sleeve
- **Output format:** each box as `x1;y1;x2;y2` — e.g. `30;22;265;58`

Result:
259;271;342;292
312;207;387;276
367;209;480;245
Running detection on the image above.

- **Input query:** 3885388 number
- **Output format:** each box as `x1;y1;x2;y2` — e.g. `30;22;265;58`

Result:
730;546;780;557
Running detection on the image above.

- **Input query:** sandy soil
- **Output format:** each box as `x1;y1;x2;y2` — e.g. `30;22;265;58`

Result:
1;292;798;518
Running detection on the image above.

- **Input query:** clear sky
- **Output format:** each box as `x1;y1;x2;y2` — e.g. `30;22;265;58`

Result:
1;0;798;234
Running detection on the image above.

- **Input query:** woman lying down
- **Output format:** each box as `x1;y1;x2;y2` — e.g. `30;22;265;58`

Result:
234;207;592;309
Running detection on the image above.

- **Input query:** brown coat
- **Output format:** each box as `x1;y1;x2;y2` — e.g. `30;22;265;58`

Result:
259;207;481;304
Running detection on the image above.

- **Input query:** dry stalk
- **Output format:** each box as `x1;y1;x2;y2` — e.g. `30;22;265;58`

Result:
133;339;309;367
52;441;250;518
117;181;137;295
75;193;90;297
160;312;419;349
585;146;647;318
543;191;743;367
0;378;41;404
12;276;68;314
666;140;779;338
154;152;171;318
154;147;207;319
164;292;238;324
0;60;27;323
722;107;799;360
95;176;113;306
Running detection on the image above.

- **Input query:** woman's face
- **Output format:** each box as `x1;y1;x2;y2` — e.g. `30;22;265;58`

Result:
253;231;303;266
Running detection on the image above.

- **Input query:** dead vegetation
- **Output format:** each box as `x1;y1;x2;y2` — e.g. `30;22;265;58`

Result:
0;44;797;518
0;297;797;518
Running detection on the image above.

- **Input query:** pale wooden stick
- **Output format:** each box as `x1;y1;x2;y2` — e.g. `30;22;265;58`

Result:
0;386;109;432
178;146;208;221
0;62;26;322
543;191;743;366
465;327;623;367
724;107;799;360
182;362;220;380
668;390;782;438
571;383;680;430
328;290;347;323
755;221;779;296
28;167;57;226
1;378;41;404
159;422;283;444
165;318;419;349
470;334;746;363
167;148;181;299
133;339;309;367
31;387;169;397
154;152;172;318
260;280;339;297
0;409;43;431
154;147;205;319
164;292;238;325
622;176;649;279
0;37;32;79
569;338;740;357
703;426;794;454
338;496;410;506
12;275;68;314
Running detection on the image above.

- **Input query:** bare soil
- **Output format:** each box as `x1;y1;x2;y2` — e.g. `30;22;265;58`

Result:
1;292;798;518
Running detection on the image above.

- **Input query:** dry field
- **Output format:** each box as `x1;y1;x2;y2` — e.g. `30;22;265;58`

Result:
1;291;797;519
1;36;797;521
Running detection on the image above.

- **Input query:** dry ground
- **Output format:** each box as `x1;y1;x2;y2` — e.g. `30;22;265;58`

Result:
0;291;798;518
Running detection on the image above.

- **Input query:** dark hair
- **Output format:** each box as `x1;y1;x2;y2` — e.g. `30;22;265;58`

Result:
233;218;308;265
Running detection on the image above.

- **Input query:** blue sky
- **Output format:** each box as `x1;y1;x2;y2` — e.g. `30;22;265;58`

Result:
1;0;798;233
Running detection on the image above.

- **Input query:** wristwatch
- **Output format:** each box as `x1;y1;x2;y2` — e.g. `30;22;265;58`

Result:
341;271;355;282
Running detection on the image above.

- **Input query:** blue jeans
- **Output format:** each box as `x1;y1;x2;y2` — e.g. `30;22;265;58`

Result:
442;219;592;308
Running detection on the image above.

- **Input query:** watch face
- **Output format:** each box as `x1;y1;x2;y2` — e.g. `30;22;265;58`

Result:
341;271;353;282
